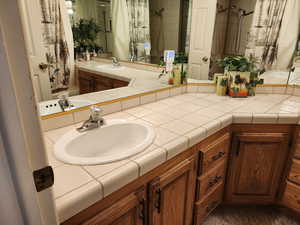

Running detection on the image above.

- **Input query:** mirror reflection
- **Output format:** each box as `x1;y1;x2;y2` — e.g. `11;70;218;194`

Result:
69;0;191;64
34;0;300;116
208;0;300;84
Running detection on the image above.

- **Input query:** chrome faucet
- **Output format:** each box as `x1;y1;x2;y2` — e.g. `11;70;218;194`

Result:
58;95;71;111
77;106;105;132
112;57;120;67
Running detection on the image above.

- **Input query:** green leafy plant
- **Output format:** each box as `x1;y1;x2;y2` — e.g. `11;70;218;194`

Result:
72;19;102;53
216;56;255;72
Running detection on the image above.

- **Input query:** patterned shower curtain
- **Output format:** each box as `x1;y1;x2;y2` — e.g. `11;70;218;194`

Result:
245;0;288;69
40;0;72;93
126;0;151;61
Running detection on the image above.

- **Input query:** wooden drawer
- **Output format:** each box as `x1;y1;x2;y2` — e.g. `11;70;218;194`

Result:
288;159;300;185
194;183;223;225
294;142;300;159
281;181;300;213
199;133;230;175
196;160;226;201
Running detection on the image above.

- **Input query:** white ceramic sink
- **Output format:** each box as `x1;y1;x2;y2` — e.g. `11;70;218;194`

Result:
96;64;125;71
54;120;155;165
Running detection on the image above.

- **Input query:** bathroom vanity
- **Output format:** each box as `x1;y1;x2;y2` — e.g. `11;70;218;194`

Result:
78;70;129;94
57;121;299;225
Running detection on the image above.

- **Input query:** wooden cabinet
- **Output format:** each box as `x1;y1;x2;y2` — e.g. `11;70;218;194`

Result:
281;181;300;213
78;70;129;94
82;187;146;225
148;157;197;225
225;132;290;204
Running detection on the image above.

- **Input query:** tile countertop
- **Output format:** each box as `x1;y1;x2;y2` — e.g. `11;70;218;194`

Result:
44;93;300;223
76;60;171;92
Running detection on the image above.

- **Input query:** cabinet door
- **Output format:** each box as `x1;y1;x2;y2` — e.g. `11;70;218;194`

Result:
225;133;290;204
79;76;93;94
94;75;113;92
149;157;197;225
82;187;146;225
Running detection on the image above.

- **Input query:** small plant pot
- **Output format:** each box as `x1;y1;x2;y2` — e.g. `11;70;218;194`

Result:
227;71;250;98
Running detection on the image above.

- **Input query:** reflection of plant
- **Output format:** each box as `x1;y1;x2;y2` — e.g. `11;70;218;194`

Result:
217;56;255;72
72;19;102;52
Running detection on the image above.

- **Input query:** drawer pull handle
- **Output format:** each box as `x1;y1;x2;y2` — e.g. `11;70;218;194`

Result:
207;176;222;189
212;152;225;161
297;200;300;205
206;200;218;213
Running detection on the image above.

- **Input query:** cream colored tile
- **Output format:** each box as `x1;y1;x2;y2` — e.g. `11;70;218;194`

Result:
83;160;130;178
133;148;167;176
53;165;93;198
170;87;182;96
202;120;221;136
45;142;63;168
140;93;156;105
156;107;190;119
101;102;122;115
125;106;153;117
156;89;170;100
184;127;207;147
272;87;286;94
45;124;75;143
130;144;159;160
181;113;212;126
161;120;196;135
252;114;278;124
286;86;294;95
73;109;90;123
41;114;74;131
232;113;253;124
196;109;226;119
56;181;103;223
294;87;300;96
142;112;174;126
219;114;233;128
256;86;273;94
99;162;139;197
278;114;299;124
178;102;202;113
153;127;178;146
158;98;182;106
163;137;189;160
142;101;170;111
198;85;216;93
104;111;136;120
187;85;198;93
121;97;140;110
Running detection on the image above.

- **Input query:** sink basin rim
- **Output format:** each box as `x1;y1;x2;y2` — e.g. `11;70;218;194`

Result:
54;120;155;165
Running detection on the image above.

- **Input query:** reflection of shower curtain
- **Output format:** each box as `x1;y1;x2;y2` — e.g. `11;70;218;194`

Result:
111;0;130;60
127;0;151;60
40;0;74;94
75;0;98;22
275;0;300;70
185;0;193;53
245;0;288;69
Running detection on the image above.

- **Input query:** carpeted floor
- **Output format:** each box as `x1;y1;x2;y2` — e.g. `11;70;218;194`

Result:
203;206;300;225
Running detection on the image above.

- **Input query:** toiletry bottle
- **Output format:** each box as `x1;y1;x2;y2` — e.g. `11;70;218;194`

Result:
85;50;90;61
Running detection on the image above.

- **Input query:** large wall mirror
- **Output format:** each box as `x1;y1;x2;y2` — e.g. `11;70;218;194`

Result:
69;0;192;64
31;0;300;116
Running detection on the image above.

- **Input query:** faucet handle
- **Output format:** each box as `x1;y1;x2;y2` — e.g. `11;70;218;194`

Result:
90;105;102;121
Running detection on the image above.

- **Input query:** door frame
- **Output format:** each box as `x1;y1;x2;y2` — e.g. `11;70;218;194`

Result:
0;0;58;225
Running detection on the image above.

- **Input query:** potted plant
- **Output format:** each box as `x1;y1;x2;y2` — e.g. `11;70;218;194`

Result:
217;56;257;97
72;19;102;58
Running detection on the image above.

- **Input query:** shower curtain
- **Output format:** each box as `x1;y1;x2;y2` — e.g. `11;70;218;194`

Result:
74;0;98;22
274;0;300;70
127;0;151;60
245;0;288;69
40;0;74;94
111;0;130;60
